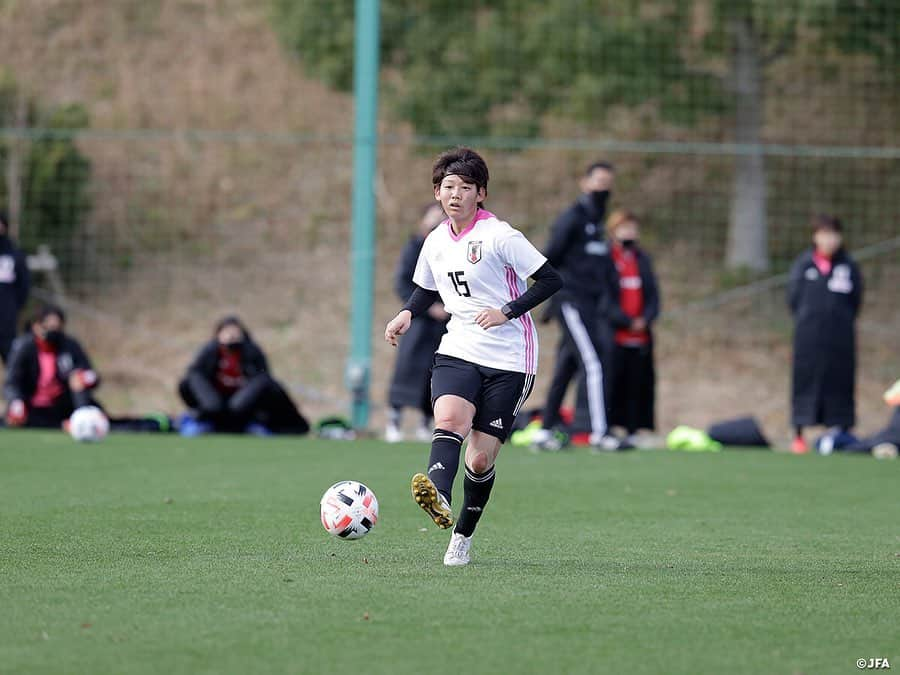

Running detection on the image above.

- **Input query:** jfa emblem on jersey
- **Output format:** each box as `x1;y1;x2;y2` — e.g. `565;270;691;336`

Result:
467;240;482;264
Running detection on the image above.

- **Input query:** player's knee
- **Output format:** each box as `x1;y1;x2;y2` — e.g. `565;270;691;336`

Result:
433;412;468;436
468;451;491;474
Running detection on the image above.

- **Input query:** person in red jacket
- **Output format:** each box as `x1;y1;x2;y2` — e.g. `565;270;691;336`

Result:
3;304;101;429
600;210;660;444
177;316;309;436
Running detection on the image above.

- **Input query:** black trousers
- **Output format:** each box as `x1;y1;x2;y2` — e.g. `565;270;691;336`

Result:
23;390;98;429
541;298;608;436
607;343;655;434
179;372;309;434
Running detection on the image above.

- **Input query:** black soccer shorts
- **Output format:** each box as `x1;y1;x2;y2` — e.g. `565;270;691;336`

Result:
430;353;534;442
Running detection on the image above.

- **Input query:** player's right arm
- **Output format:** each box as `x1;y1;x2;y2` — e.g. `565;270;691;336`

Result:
384;285;441;346
4;340;29;426
386;238;442;346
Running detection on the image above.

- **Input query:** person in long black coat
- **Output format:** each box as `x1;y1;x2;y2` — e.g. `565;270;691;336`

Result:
178;316;309;435
3;304;101;428
0;211;31;364
385;203;448;442
598;209;660;440
787;215;863;453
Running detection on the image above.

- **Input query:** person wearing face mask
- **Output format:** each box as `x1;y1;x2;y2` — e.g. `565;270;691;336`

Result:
532;161;622;451
3;304;100;428
177;315;309;436
787;215;863;454
598;210;660;445
0;209;31;364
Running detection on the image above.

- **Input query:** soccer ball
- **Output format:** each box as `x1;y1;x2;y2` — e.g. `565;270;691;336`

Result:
68;406;109;442
320;481;379;540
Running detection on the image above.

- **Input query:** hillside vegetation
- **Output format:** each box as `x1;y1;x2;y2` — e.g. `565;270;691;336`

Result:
0;0;896;441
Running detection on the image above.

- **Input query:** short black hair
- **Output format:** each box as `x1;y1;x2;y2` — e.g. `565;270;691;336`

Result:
432;147;490;193
37;303;66;325
585;161;615;176
214;314;249;339
812;213;842;233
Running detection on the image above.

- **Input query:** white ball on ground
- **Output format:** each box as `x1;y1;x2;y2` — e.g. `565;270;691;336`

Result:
320;481;379;540
68;406;109;442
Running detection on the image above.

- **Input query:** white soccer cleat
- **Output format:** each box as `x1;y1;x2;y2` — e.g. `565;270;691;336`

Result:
414;426;432;442
443;532;472;566
385;424;404;443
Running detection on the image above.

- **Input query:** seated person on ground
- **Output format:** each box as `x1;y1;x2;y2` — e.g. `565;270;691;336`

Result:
4;304;101;429
178;316;309;436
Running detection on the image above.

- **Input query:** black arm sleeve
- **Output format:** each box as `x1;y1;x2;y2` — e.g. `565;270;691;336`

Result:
402;285;441;319
503;262;563;319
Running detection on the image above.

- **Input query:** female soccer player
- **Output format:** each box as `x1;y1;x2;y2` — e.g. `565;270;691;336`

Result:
384;147;562;566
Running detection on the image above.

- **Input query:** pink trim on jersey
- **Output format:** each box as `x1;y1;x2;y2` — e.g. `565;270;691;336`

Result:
446;209;495;242
505;265;536;374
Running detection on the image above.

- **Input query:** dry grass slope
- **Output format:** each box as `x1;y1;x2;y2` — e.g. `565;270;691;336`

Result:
0;0;896;445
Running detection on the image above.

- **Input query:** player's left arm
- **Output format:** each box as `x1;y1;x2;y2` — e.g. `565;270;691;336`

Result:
69;339;100;391
475;230;562;329
385;240;440;346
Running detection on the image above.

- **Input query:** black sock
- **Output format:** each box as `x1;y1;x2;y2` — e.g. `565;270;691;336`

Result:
454;465;495;538
427;429;464;505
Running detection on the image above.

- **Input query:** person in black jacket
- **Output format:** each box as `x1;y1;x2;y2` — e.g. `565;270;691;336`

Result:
599;210;660;442
787;215;863;453
177;315;309;436
532;161;620;450
385;203;449;442
3;304;100;429
0;210;31;364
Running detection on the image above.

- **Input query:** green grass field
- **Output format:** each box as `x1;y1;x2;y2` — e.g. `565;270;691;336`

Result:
1;431;897;675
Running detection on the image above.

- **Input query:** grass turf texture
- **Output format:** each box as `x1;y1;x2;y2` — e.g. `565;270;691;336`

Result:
1;432;897;675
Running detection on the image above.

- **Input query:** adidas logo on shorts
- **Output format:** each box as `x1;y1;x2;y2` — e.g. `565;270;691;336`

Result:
489;418;504;430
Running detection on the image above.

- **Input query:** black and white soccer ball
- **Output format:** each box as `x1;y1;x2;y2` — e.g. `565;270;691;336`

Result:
320;481;379;540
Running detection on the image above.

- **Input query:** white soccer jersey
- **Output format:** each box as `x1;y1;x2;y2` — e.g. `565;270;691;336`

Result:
412;209;546;374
